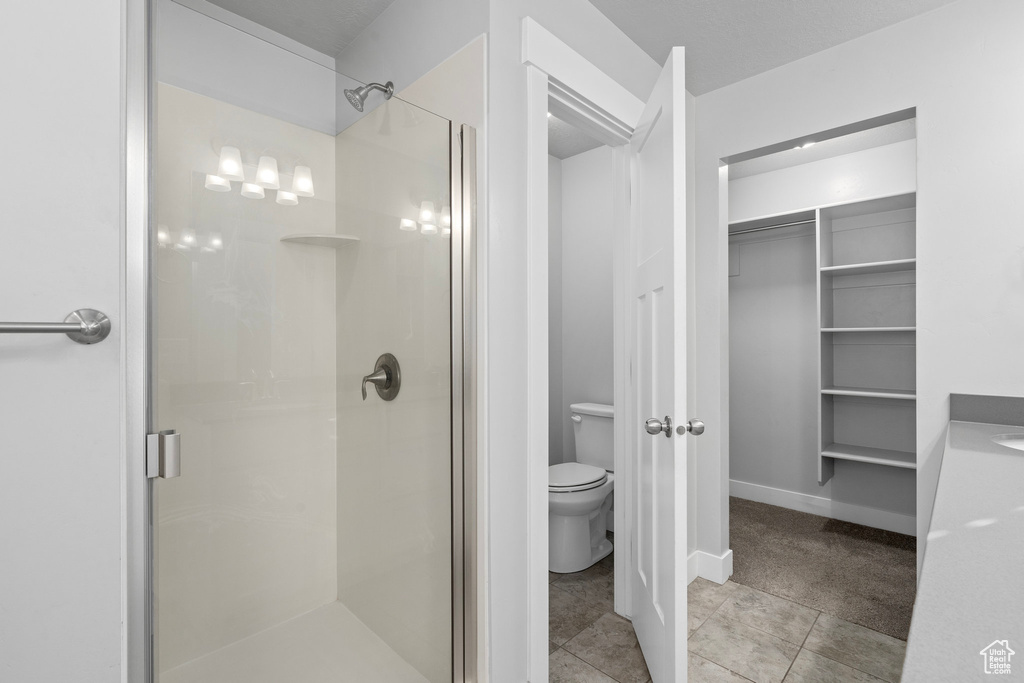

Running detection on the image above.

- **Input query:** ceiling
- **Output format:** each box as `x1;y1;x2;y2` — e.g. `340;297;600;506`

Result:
203;0;960;96
548;115;604;160
587;0;961;95
207;0;397;58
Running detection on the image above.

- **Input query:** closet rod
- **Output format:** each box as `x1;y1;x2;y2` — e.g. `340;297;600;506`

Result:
729;218;815;237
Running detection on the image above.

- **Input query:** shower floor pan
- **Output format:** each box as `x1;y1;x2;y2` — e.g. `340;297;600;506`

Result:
160;601;427;683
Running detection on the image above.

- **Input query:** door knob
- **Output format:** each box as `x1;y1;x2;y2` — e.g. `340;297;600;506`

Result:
645;416;673;438
677;419;705;436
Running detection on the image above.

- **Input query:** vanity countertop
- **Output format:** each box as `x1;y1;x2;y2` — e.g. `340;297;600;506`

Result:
903;420;1024;681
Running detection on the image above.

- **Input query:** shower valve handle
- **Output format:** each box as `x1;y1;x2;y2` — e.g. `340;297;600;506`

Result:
361;369;389;401
361;353;401;401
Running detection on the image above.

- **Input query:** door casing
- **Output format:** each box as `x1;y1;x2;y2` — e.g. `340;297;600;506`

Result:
522;17;646;682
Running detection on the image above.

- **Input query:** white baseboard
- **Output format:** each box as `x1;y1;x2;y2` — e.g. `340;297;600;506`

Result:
688;549;733;585
694;549;733;584
730;479;916;536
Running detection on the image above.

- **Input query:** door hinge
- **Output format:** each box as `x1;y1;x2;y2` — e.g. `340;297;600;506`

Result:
146;429;181;479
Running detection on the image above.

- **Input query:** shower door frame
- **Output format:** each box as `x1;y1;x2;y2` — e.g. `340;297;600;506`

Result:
122;1;479;680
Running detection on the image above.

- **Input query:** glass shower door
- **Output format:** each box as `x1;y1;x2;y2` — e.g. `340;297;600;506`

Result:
151;7;454;681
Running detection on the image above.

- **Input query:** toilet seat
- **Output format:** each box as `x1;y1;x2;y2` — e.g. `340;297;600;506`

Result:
548;462;608;493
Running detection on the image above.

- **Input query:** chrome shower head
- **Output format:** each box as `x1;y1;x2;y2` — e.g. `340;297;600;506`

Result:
343;81;395;112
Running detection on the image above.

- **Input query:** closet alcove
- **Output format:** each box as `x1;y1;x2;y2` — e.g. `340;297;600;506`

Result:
727;123;918;535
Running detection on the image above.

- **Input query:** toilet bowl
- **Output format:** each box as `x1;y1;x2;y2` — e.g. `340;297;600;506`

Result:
549;403;614;573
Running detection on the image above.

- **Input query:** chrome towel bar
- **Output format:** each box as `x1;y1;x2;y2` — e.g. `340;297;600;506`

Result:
0;308;111;345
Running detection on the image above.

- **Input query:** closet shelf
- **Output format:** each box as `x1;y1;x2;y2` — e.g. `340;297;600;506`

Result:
280;234;360;248
822;386;916;400
821;327;916;333
820;258;916;277
821;443;916;469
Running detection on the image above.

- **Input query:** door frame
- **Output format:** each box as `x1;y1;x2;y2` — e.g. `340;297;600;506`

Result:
122;1;480;679
520;17;645;681
123;0;151;680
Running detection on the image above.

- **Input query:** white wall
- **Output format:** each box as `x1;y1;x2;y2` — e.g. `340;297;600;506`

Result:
548;156;564;465
334;0;488;133
394;36;487;133
695;0;1024;571
555;146;617;464
730;141;917;222
155;0;338;134
729;228;820;493
0;1;123;680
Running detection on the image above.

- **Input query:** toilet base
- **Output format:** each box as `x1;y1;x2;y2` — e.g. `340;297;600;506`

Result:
549;487;614;573
591;537;613;566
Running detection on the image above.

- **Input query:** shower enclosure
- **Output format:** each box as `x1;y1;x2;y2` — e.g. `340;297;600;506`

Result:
136;2;475;680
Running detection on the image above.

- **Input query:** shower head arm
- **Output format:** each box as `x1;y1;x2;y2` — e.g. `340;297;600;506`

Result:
365;81;395;100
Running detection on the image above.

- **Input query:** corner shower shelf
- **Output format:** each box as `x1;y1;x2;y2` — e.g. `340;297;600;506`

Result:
821;443;916;469
280;234;360;248
821;386;916;400
819;257;916;277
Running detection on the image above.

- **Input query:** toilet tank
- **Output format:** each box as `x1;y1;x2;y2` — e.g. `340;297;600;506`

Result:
570;402;614;471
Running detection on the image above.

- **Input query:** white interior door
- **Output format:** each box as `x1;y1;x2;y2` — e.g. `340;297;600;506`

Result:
629;47;689;683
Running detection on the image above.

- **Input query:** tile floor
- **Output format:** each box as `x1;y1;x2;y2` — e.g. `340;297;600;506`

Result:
549;543;649;683
549;537;907;683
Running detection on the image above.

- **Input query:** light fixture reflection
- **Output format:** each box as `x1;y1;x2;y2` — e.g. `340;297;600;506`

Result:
256;156;280;189
241;183;265;199
419;200;435;222
276;190;299;206
177;229;196;249
205;174;231;192
292;166;314;197
209;233;223;249
217;146;244;181
156;225;170;245
420;222;438;235
399;218;417;231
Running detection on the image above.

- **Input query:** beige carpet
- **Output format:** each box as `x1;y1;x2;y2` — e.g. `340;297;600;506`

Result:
729;497;916;640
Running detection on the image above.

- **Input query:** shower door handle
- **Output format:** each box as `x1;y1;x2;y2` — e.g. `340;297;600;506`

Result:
146;430;181;479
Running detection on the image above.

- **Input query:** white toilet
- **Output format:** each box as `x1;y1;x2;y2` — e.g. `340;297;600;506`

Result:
549;402;614;573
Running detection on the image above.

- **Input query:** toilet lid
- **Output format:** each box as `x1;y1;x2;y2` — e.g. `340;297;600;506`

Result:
549;462;608;491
